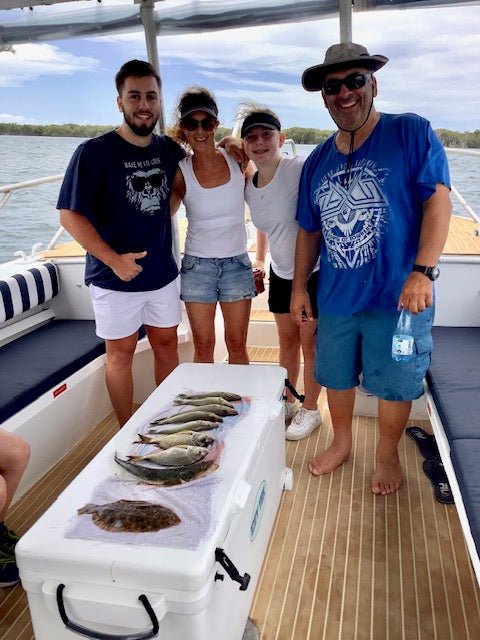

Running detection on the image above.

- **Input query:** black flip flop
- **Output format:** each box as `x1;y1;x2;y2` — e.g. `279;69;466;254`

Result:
422;459;454;504
406;426;441;461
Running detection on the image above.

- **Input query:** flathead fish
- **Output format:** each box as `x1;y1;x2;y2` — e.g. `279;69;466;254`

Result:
127;445;208;467
78;499;180;532
148;420;221;434
114;452;218;486
177;391;242;402
136;431;215;448
150;410;223;426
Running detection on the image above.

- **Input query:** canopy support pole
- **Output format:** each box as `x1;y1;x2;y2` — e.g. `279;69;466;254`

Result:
138;0;166;133
339;0;353;42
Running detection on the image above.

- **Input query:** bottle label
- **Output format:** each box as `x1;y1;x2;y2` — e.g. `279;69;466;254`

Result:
392;335;414;356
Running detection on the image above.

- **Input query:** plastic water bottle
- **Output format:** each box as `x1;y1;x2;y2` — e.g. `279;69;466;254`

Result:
391;309;415;362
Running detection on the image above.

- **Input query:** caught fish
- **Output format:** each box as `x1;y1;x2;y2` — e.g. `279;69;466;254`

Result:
148;420;221;435
136;431;215;449
173;396;235;408
127;445;209;467
78;499;180;532
177;391;242;402
179;403;238;417
150;410;223;426
114;452;218;486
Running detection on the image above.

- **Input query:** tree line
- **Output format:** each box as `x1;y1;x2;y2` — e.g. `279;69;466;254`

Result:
1;122;479;148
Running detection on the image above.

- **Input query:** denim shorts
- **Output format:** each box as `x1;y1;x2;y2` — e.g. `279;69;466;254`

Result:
315;307;434;401
268;266;319;317
180;253;256;303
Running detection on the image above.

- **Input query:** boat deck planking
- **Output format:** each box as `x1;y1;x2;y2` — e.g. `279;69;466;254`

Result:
1;394;480;639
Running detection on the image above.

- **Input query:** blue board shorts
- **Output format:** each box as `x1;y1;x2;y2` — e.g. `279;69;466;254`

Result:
315;307;434;401
180;253;256;303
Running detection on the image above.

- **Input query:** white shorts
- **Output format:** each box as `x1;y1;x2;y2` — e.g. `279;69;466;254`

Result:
89;280;181;340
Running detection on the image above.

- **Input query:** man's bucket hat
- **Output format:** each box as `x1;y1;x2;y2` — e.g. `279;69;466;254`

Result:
302;42;388;92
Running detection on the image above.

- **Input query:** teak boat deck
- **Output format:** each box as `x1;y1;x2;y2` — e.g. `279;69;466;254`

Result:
2;391;479;640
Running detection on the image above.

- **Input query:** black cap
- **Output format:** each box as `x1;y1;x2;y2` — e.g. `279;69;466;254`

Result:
240;112;281;137
180;93;218;119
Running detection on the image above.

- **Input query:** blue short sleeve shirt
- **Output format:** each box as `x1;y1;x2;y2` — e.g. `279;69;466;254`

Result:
296;113;450;314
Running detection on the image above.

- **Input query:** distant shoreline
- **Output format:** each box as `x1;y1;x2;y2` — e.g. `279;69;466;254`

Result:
0;123;479;149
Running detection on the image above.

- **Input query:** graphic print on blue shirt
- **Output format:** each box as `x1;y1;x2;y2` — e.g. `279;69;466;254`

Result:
314;159;390;270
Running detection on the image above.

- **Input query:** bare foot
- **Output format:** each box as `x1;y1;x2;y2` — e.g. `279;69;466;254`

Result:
371;455;402;495
308;441;351;476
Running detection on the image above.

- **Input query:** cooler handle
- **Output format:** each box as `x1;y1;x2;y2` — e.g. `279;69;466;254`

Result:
215;548;250;591
56;584;160;640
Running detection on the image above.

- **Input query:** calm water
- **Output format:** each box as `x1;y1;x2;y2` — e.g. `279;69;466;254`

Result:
0;136;479;264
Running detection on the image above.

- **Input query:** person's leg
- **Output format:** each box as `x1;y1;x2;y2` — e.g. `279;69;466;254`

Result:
299;319;322;410
142;280;182;383
105;332;138;426
371;399;412;495
0;431;30;524
145;325;179;385
308;311;361;475
217;254;255;364
274;313;301;402
220;299;251;364
185;302;217;363
361;307;434;495
309;387;355;475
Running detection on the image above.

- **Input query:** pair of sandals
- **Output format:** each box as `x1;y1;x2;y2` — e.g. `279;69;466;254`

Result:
406;426;454;504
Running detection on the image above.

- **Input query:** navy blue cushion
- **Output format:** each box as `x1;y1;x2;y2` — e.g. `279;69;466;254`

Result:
450;439;480;557
0;320;105;424
426;327;480;440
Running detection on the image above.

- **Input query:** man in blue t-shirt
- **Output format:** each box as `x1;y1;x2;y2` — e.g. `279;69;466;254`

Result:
291;43;452;495
58;59;186;427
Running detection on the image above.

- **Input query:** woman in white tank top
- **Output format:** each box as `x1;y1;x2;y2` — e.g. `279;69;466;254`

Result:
169;88;256;364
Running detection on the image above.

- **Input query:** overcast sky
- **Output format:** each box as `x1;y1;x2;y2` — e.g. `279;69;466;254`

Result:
0;1;479;132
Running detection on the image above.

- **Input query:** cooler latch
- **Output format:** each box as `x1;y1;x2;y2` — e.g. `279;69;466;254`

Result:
215;548;250;591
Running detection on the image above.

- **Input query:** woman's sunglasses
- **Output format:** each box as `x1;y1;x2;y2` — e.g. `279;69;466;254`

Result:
181;116;217;132
322;72;372;96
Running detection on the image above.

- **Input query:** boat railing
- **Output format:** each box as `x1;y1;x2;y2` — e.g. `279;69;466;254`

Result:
1;147;479;257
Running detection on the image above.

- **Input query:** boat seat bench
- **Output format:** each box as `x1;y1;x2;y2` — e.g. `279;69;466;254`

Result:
0;262;106;424
426;326;480;571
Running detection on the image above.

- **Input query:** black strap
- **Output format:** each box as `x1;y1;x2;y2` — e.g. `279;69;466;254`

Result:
284;378;305;403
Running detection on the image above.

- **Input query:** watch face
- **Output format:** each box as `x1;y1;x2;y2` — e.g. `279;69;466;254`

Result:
430;267;440;280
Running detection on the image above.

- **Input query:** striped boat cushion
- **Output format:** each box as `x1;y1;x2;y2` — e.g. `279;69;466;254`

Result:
0;263;60;323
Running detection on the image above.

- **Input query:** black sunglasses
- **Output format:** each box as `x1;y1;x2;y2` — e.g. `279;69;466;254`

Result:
181;116;217;132
323;72;372;96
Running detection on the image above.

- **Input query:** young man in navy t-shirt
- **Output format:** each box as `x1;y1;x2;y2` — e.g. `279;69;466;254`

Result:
58;59;185;426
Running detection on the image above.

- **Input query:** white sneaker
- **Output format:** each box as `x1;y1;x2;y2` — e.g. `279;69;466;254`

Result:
286;408;322;441
284;401;299;423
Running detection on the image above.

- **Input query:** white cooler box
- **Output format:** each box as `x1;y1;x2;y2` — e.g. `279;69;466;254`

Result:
16;363;290;640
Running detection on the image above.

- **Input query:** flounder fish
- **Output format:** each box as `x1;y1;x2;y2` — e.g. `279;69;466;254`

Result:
114;452;218;486
148;420;221;435
150;410;223;426
77;499;180;532
173;396;235;408
177;391;241;402
136;431;215;449
127;444;208;467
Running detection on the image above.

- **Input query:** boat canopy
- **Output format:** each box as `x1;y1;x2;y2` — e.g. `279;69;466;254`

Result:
1;0;479;48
